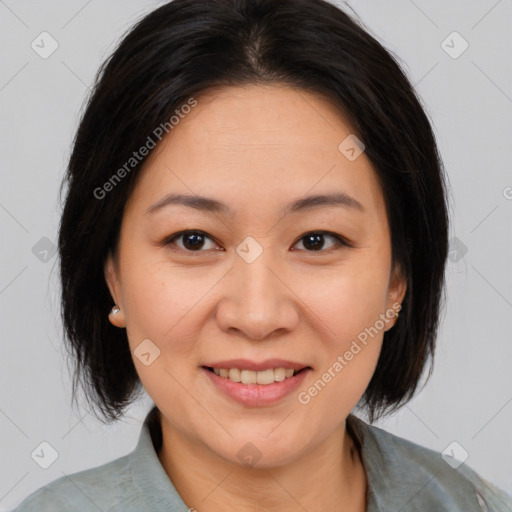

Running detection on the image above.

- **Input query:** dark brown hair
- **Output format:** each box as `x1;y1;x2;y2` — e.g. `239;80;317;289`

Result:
58;0;449;423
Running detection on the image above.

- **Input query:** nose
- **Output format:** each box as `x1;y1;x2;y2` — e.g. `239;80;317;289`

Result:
215;249;300;341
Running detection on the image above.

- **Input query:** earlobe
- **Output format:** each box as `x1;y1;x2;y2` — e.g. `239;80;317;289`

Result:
108;303;126;328
104;252;126;329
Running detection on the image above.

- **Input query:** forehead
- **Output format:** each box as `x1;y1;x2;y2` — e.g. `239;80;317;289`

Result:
126;84;385;220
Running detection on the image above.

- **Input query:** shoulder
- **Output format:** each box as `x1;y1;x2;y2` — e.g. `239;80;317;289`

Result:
12;407;184;512
12;453;134;512
348;414;512;512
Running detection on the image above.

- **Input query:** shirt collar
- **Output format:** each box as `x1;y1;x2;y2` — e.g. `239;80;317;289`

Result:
346;414;485;512
129;406;189;510
128;406;440;512
346;413;386;511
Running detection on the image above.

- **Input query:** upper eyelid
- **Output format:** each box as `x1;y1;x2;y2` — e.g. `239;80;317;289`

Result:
292;232;349;250
165;230;220;250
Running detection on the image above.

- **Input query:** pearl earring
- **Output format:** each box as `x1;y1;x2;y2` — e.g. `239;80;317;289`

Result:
111;305;120;314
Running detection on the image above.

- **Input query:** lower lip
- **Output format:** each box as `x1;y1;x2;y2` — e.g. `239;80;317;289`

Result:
201;367;311;406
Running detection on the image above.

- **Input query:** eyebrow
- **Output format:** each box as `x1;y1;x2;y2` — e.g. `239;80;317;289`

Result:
145;192;365;216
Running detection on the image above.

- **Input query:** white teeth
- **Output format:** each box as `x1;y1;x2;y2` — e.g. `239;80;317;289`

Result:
256;369;274;385
241;369;257;384
274;368;286;382
211;367;300;385
228;368;241;382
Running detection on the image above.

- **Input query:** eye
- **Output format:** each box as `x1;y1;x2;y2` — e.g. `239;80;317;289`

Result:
292;231;349;252
161;229;350;254
163;230;222;253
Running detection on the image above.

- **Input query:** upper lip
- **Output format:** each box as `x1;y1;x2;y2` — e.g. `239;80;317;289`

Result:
202;359;311;372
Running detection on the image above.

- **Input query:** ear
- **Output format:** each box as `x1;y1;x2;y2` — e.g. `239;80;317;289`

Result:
385;263;407;331
104;251;126;328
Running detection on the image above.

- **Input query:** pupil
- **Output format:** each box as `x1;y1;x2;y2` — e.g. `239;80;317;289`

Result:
184;232;204;250
304;233;324;251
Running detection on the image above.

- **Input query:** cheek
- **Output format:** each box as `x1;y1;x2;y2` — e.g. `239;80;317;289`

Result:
293;260;391;343
290;256;390;407
120;253;220;360
294;269;387;421
119;265;206;407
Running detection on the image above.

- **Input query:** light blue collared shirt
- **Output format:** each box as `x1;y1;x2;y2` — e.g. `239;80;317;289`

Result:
13;406;512;511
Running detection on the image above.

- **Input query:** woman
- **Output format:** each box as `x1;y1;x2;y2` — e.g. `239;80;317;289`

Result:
14;0;512;510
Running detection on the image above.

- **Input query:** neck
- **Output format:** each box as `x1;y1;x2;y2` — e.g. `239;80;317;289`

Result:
155;412;367;512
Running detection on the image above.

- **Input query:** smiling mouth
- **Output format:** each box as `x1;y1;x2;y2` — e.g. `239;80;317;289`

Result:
203;366;310;385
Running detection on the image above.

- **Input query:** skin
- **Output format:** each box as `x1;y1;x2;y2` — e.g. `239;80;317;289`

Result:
104;84;407;512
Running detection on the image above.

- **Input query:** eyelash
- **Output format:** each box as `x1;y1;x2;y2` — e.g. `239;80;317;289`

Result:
161;229;351;255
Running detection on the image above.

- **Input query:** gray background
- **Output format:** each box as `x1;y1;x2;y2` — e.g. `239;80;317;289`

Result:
1;0;511;509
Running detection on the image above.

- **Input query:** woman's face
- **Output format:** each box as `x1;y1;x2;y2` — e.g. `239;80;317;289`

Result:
105;84;406;467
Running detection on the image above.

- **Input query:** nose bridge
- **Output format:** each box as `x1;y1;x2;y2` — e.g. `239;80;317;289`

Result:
216;239;298;340
236;242;281;314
